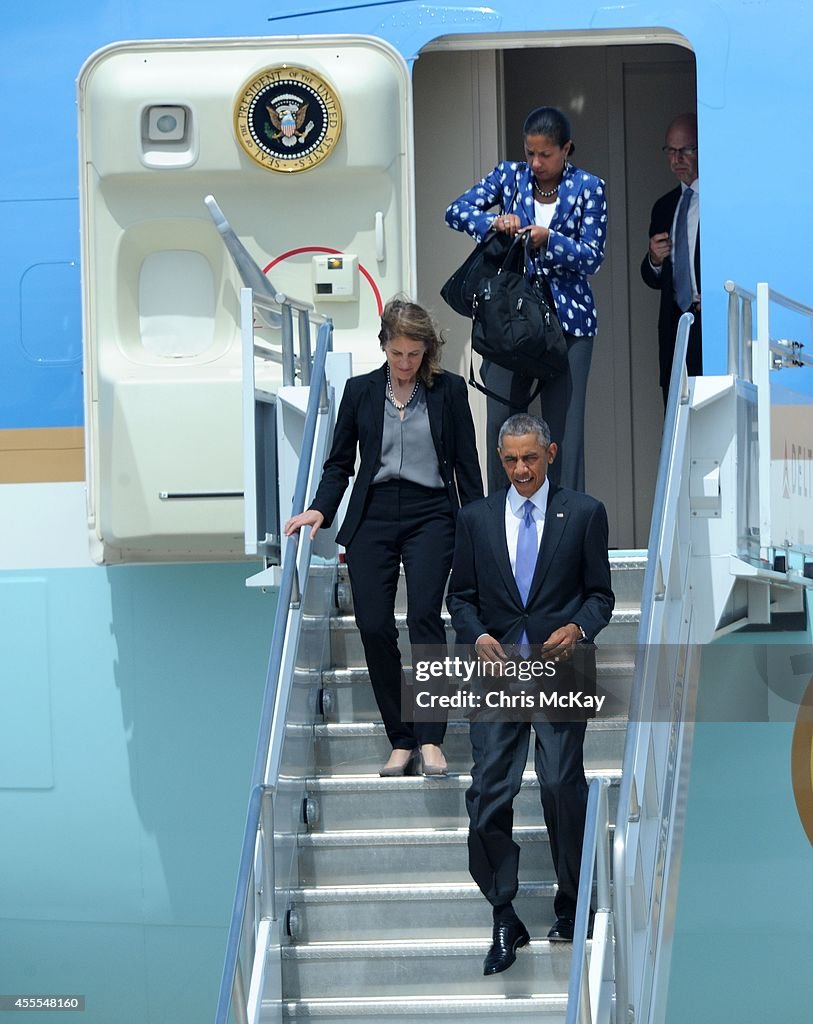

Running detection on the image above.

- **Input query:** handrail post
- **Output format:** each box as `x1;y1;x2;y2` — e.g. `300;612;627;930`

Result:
596;784;611;909
281;304;296;386
755;282;772;556
726;280;739;375
742;298;753;383
318;321;332;412
566;776;610;1024
260;788;275;920
231;956;249;1024
298;308;312;386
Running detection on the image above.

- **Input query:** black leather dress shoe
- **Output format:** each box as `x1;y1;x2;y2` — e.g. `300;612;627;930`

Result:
546;917;575;943
483;919;530;975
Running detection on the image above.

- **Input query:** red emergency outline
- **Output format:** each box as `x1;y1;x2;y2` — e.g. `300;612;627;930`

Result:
263;246;384;314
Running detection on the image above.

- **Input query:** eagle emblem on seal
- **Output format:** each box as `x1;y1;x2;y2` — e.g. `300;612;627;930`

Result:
265;94;314;148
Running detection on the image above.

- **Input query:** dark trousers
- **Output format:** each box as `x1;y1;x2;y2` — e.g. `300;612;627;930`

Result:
466;718;588;920
344;480;455;749
481;333;594;495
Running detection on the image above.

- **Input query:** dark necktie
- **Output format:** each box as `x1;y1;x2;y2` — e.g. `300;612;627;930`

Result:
673;186;694;312
514;500;538;657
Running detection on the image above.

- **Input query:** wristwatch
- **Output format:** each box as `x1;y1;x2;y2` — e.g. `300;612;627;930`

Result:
572;623;587;643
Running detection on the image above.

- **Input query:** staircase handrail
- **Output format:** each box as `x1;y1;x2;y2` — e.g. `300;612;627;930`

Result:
612;312;693;1024
215;310;333;1024
566;776;613;1024
726;278;813;382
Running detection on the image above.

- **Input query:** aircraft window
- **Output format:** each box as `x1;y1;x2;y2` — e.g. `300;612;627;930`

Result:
137;250;215;357
20;262;82;365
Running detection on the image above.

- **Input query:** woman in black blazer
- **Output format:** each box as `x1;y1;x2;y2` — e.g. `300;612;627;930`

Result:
285;298;483;776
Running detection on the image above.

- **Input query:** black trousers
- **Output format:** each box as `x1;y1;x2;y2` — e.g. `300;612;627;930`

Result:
344;480;455;749
466;718;588;920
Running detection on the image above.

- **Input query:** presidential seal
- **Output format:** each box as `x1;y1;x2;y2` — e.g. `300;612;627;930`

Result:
234;65;342;173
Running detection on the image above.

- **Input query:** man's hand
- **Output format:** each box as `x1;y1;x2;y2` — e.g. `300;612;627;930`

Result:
648;231;671;267
540;623;582;661
475;634;508;669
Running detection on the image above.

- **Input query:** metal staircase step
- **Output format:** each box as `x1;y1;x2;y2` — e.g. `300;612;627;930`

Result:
297;825;555;886
334;554;646;615
313;718;627;775
283;993;568;1022
321;660;635;722
281;937;579;998
304;770;620;832
273;551;644;1019
287;881;558;941
329;610;640;668
603;553;647;608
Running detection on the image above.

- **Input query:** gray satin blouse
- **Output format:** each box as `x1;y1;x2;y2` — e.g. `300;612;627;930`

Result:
372;386;445;489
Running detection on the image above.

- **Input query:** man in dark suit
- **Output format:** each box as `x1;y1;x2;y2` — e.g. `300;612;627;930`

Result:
641;112;702;407
446;413;614;974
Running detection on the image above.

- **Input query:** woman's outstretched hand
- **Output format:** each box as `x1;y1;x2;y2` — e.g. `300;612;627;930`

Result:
284;509;325;539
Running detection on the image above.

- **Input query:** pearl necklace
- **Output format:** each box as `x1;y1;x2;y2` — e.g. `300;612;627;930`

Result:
386;366;419;411
533;180;558;199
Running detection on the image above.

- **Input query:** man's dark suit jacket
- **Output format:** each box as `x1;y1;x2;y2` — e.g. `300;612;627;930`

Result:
640;185;703;391
310;364;483;547
446;484;614;702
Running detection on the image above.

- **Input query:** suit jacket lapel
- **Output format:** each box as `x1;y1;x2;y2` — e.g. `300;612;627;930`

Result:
527;485;569;604
425;377;444;456
485;490;523;605
367;365;387;458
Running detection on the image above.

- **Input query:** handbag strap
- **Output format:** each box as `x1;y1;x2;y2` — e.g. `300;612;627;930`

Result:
466;356;544;409
499;174;521;219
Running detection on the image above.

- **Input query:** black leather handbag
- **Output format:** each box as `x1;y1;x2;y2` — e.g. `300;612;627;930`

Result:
440;181;520;318
440;228;513;318
469;234;567;404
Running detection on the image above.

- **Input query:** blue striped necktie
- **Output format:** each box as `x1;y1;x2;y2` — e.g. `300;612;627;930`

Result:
514;500;538;657
673;186;694;312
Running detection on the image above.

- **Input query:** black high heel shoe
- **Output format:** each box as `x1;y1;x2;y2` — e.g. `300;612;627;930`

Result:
379;748;420;777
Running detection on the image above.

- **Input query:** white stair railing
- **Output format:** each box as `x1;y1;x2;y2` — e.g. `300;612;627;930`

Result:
612;313;701;1024
215;293;338;1024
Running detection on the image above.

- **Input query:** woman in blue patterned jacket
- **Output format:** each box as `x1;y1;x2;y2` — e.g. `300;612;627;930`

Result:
445;106;607;493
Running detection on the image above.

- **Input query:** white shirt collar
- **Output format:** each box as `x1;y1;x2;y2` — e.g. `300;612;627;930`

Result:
507;476;549;517
681;177;699;195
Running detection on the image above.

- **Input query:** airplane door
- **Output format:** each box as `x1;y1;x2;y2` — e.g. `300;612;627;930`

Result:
78;37;413;562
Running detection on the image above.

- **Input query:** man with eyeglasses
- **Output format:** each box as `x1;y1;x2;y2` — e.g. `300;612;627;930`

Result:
641;112;702;407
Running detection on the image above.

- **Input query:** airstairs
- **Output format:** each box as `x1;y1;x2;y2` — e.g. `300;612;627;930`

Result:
279;557;641;1022
215;271;813;1024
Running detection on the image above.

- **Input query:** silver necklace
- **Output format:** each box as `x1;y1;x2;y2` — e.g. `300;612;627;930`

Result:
386;366;419;411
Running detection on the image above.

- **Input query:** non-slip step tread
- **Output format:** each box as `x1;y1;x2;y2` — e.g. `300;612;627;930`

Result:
282;937;581;959
301;823;548;847
306;767;621;791
299;825;548;847
291;880;557;902
313;718;628;736
283;994;568;1015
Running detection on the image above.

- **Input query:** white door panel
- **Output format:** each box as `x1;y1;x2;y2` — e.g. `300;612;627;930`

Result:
79;37;412;562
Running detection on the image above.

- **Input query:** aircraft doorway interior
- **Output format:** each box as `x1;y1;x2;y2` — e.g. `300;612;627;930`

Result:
413;40;697;549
